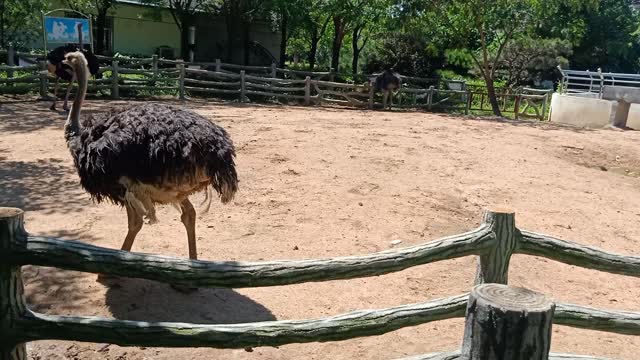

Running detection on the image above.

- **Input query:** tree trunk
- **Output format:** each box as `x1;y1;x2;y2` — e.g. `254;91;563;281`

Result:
95;10;108;55
331;16;346;72
485;75;502;117
0;0;5;49
241;20;250;65
308;32;318;70
278;10;287;68
178;16;191;60
461;284;555;360
351;25;362;76
225;10;234;62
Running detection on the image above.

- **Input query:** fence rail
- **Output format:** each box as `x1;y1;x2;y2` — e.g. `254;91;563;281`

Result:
558;66;640;96
1;48;552;119
1;207;639;359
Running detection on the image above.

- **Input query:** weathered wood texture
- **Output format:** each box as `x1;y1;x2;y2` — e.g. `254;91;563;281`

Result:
17;294;468;348
555;302;640;335
519;231;640;277
475;209;518;284
397;351;612;360
13;225;493;288
461;284;554;360
0;209;28;360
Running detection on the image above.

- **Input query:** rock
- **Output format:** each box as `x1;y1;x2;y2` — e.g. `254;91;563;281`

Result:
390;239;403;246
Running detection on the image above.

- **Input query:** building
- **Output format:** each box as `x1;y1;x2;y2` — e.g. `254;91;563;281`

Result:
43;0;280;65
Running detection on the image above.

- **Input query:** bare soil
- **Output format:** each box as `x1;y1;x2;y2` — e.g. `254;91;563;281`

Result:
1;98;640;359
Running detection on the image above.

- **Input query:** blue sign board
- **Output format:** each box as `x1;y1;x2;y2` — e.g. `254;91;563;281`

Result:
44;16;91;44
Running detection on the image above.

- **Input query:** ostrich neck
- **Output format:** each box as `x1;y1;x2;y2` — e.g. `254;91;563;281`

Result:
65;62;88;136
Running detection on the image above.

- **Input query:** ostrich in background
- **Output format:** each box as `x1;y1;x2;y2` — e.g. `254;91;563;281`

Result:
370;69;402;110
46;23;100;111
62;51;238;288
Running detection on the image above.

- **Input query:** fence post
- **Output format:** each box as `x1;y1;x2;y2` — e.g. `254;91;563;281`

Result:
465;89;472;115
38;61;48;99
427;85;434;111
304;76;311;106
329;68;335;82
240;70;246;103
7;44;15;84
152;54;159;81
461;283;554;359
474;208;517;285
111;60;119;99
271;63;277;78
215;58;221;72
368;82;375;109
0;208;29;360
541;92;550;121
178;60;185;101
514;94;521;120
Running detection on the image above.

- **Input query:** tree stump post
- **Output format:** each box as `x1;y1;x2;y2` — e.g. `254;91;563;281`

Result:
461;284;555;360
38;61;48;99
111;60;119;99
151;54;159;81
475;208;518;285
427;86;434;110
368;80;374;109
7;44;14;85
240;70;246;103
304;76;311;106
271;63;277;78
215;58;221;72
178;60;185;101
0;208;28;360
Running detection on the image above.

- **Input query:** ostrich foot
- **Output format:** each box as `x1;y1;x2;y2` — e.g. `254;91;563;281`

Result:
170;283;198;293
49;103;56;111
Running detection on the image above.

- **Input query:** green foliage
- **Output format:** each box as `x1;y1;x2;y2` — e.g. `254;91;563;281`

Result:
364;32;444;77
498;36;572;87
0;0;50;49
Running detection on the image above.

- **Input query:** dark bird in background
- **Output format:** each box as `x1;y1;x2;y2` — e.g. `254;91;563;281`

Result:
61;51;239;290
46;23;101;111
369;69;402;110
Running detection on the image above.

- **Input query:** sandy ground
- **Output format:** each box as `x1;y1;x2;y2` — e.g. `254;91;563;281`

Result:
1;97;640;359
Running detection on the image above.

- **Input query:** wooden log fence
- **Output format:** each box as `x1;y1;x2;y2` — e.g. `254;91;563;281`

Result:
1;207;639;359
0;50;552;119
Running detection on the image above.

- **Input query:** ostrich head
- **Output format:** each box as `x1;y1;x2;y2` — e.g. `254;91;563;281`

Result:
63;51;88;71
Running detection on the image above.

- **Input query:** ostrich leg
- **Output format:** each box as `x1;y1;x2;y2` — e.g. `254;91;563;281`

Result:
120;203;144;252
171;198;198;293
50;77;60;111
97;203;143;283
180;198;197;260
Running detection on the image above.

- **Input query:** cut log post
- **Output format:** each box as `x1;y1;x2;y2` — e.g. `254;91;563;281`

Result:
7;44;14;85
475;208;518;285
38;61;48;99
0;208;28;360
304;76;311;105
111;60;119;99
240;70;246;103
151;54;159;81
368;81;375;109
178;60;185;100
427;86;434;110
271;63;277;78
461;284;555;360
215;58;221;72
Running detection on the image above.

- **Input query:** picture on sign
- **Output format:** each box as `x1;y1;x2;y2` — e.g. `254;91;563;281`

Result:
44;16;91;43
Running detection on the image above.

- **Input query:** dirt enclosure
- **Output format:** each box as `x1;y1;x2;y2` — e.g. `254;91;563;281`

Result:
1;98;640;359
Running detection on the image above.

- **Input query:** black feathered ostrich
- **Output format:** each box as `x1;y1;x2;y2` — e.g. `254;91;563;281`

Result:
46;23;100;111
62;51;238;287
370;69;402;110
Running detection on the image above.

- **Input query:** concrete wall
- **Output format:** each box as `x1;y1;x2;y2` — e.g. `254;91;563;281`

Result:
549;93;616;128
112;4;180;56
627;104;640;129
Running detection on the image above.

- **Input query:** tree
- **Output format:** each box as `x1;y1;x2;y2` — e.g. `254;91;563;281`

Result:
350;0;390;75
326;0;369;71
300;0;331;69
214;0;271;65
65;0;117;55
0;0;48;49
498;37;572;88
430;0;594;116
271;0;307;67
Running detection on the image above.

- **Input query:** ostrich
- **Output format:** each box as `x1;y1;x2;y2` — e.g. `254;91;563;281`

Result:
370;69;402;110
46;24;100;111
62;51;238;288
